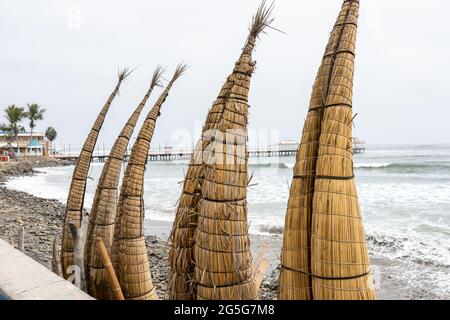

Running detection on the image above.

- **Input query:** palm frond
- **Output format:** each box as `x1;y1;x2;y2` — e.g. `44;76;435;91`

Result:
0;123;11;132
25;103;46;121
4;105;25;123
45;126;58;141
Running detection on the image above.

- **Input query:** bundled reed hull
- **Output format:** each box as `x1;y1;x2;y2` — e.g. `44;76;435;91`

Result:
312;0;376;300
115;108;160;301
192;2;273;300
168;2;274;300
167;75;244;300
168;141;206;300
85;69;162;300
278;0;354;300
61;72;128;280
194;73;255;300
280;0;375;300
112;66;186;300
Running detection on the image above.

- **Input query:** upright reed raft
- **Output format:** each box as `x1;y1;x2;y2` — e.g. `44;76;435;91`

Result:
84;67;164;300
193;1;274;301
279;0;376;300
61;69;131;280
312;0;375;300
278;0;354;300
111;65;187;300
168;139;207;300
167;41;259;301
168;65;253;300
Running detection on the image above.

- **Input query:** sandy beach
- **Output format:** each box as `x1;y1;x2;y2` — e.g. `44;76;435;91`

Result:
0;160;447;300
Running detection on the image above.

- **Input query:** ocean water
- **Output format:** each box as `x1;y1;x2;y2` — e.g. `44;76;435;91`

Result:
5;144;450;298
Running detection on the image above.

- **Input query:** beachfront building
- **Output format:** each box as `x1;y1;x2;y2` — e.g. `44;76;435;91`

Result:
270;140;300;152
352;137;366;154
27;140;44;156
0;132;48;157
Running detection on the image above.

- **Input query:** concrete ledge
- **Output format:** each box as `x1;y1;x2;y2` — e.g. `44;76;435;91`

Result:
0;239;93;300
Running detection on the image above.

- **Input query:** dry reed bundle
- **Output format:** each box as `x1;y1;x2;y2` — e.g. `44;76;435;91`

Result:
61;68;132;280
193;1;274;301
167;141;205;300
111;64;187;300
278;0;354;300
84;67;164;300
168;76;254;300
312;0;376;300
167;1;274;301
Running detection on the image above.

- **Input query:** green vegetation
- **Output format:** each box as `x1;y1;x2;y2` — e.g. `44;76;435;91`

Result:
45;126;57;154
1;105;26;151
25;103;46;142
1;103;56;155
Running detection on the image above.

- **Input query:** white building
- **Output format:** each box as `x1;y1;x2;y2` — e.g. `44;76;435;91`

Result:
0;132;47;157
270;140;299;151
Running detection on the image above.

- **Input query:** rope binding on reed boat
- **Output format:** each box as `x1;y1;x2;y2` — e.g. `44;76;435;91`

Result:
281;265;371;281
309;102;353;112
293;174;355;181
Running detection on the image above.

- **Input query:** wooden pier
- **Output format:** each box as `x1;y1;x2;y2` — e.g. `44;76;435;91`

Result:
56;147;365;163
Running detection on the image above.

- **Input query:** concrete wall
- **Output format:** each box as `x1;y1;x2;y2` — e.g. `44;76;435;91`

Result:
0;239;93;300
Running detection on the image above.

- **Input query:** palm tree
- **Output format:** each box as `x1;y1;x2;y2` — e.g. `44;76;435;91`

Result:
0;123;13;155
4;105;25;154
45;126;57;155
25;104;46;143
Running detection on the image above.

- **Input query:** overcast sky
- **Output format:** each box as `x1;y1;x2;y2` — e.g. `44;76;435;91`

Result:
1;0;449;150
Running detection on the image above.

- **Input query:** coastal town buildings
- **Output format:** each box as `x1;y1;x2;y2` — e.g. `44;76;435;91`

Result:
0;132;49;158
270;140;299;151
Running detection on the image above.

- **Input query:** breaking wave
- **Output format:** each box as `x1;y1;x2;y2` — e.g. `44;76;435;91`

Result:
355;162;450;174
253;224;450;269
